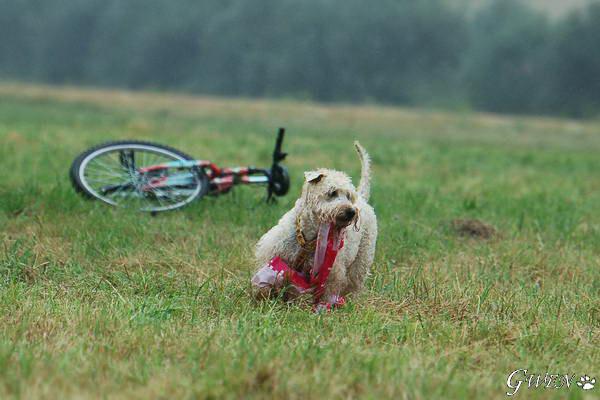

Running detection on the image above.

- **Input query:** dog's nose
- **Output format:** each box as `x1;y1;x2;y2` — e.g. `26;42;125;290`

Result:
344;208;356;220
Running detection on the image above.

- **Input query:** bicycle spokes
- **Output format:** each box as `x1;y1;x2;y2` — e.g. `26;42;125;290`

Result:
79;145;203;211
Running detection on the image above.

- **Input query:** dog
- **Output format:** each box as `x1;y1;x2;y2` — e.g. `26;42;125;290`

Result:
253;141;377;306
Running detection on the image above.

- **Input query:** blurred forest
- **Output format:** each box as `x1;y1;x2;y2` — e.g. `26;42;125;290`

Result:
0;0;599;117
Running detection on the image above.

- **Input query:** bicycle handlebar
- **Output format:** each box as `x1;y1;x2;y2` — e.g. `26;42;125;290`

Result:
273;127;287;164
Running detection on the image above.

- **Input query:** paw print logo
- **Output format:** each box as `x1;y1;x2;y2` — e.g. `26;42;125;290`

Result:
577;375;596;390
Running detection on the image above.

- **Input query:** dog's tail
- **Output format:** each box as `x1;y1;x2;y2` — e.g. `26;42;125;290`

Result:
354;141;371;201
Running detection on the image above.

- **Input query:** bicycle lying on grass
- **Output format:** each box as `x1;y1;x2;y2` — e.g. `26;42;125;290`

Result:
70;128;290;213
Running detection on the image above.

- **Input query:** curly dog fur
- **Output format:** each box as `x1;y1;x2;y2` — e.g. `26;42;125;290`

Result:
254;141;377;302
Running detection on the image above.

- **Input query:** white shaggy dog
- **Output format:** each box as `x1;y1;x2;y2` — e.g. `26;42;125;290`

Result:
253;142;377;305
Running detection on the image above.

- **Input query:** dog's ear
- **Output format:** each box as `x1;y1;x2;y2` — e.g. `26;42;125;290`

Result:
304;171;325;184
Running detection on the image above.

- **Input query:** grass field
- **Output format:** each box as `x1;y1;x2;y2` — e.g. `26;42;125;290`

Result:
0;83;598;399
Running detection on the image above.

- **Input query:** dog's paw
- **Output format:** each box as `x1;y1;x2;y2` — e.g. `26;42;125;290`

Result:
312;296;345;313
577;375;596;390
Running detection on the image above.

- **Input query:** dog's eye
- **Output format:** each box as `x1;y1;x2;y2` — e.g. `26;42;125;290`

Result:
329;190;338;198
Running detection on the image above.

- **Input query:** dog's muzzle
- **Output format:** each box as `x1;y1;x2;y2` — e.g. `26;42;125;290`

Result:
335;207;357;227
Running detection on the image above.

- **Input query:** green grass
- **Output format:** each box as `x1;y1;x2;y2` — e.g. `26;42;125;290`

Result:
0;83;598;399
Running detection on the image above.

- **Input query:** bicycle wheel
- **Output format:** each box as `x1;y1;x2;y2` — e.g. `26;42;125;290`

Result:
70;141;208;212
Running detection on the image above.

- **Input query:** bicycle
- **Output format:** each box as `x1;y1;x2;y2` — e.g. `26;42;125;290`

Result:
70;128;290;213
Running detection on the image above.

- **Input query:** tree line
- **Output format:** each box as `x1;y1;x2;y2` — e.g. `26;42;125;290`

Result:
0;0;598;117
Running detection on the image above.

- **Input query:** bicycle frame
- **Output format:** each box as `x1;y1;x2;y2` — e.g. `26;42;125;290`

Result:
138;160;270;195
95;128;289;206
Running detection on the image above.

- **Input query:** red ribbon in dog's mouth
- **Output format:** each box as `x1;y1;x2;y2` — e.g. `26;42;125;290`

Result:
252;222;345;311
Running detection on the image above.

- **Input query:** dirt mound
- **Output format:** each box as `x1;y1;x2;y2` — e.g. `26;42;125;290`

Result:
451;218;497;239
